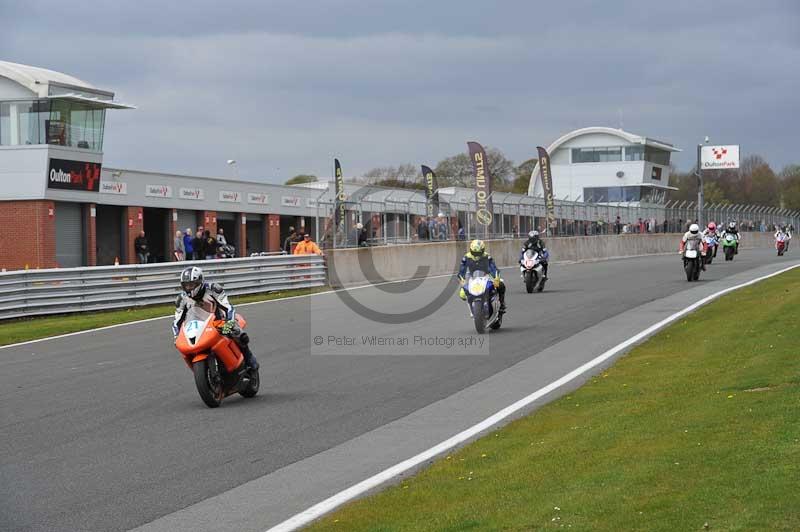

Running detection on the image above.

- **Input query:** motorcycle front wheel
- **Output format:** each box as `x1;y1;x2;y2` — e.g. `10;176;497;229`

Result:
684;259;695;282
725;247;734;261
193;357;224;408
524;270;535;293
472;300;486;334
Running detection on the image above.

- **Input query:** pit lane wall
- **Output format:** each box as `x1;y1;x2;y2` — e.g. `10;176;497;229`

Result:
326;233;776;288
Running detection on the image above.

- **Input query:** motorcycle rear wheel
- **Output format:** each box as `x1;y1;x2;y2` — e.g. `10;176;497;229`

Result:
193;357;224;408
240;368;260;398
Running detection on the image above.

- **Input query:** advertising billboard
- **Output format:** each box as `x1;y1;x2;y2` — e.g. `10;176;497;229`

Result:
701;145;740;170
47;159;102;192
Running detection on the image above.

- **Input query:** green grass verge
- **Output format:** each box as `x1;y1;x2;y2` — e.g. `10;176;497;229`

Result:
308;269;800;532
0;286;329;346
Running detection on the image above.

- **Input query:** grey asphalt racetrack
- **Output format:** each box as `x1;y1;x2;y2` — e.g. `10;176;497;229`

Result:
0;249;793;531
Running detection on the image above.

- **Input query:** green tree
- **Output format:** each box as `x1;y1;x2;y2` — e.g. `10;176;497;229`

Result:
780;164;800;210
511;158;538;194
737;155;780;206
434;147;514;189
362;164;420;188
703;181;729;205
285;174;318;185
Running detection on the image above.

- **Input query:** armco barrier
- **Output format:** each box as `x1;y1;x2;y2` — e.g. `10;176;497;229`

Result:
0;255;326;320
327;233;777;288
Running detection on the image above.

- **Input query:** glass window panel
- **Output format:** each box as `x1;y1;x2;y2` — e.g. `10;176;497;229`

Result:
0;103;8;146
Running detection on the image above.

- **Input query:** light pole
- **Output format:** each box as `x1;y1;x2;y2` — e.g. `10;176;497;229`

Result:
696;136;710;226
226;159;240;180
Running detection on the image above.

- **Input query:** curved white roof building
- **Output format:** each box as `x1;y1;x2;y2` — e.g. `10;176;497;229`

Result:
528;126;681;205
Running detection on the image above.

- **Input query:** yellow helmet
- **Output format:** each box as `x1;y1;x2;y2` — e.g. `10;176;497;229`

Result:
469;239;486;256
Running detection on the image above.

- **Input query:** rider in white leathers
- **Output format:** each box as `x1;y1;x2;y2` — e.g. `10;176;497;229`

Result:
172;266;259;369
680;223;707;270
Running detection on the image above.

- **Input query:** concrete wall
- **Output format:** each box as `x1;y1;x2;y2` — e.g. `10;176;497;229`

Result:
327;233;776;288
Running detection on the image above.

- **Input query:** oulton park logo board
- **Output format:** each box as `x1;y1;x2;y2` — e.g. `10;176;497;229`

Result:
701;145;740;170
47;159;102;192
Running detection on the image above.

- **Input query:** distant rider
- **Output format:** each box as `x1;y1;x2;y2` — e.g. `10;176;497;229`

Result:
458;239;507;314
720;221;740;254
519;230;549;279
172;266;259;370
701;222;720;258
679;223;707;271
775;225;792;252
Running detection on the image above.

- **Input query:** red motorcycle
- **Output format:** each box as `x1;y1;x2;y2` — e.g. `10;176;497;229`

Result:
776;235;787;256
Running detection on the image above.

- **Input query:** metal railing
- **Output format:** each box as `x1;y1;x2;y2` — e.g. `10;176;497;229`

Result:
0;254;327;320
313;194;800;249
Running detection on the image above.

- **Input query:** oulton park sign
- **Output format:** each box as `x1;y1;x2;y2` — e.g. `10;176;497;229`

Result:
701;145;740;170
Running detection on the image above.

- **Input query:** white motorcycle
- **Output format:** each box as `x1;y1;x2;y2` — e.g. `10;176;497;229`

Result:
464;270;503;334
519;249;545;293
682;239;704;282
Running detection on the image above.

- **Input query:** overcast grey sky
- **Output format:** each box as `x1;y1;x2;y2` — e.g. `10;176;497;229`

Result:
1;0;798;182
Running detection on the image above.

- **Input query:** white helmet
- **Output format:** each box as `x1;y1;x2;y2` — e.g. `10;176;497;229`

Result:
689;223;700;234
528;230;539;238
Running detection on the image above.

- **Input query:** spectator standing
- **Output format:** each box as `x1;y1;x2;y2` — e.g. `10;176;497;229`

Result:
134;230;149;264
283;227;297;254
417;217;429;241
183;228;194;260
204;230;217;260
293;233;323;255
615;216;622;235
437;215;448;240
356;223;368;246
663;219;668;233
427;217;437;240
173;230;185;261
192;230;204;260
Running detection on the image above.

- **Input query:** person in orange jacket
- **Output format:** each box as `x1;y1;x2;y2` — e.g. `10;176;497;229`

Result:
293;233;323;255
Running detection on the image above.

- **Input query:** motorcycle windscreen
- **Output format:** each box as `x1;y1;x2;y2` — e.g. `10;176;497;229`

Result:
183;304;213;346
467;270;490;296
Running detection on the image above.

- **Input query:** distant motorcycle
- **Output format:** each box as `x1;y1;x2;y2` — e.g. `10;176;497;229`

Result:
682;239;704;282
174;300;259;407
520;249;546;293
217;244;236;259
722;234;738;261
703;234;718;265
776;234;787;256
464;269;503;334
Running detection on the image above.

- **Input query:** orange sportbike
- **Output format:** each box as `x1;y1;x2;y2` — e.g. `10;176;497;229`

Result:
175;300;260;407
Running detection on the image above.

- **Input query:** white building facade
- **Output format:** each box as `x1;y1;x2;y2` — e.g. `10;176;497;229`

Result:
529;127;681;205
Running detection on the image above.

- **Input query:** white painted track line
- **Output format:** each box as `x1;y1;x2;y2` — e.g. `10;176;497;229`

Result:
266;262;800;532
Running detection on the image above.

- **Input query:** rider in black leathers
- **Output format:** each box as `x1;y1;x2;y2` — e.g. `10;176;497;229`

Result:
519;230;549;279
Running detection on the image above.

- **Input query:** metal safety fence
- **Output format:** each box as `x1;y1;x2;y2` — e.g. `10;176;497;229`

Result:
0;254;327;320
311;188;800;248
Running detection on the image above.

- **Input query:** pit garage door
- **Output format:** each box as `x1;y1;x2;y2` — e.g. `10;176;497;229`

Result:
95;205;123;266
246;216;264;254
55;202;84;268
216;211;238;251
176;209;196;236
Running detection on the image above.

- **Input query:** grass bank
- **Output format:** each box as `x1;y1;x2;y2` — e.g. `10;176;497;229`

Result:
0;286;329;346
308;269;800;532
